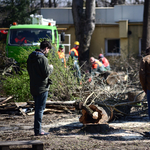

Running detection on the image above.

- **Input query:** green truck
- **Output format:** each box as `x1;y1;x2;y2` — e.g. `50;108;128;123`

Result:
5;16;63;62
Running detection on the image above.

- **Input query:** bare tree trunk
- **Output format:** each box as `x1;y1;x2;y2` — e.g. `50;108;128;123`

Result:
41;0;44;7
54;0;57;7
49;0;52;7
142;0;150;54
72;0;95;63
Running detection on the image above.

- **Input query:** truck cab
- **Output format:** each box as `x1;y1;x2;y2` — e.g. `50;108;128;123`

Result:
5;15;62;62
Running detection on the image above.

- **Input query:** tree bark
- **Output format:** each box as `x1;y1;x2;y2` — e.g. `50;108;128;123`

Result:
72;0;95;63
54;0;57;7
49;0;52;7
142;0;150;54
41;0;44;7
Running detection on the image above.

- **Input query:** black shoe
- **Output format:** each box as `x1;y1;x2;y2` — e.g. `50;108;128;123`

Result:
35;131;50;136
143;132;150;137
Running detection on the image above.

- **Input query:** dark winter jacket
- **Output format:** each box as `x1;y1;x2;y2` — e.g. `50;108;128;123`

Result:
139;55;150;93
27;49;53;96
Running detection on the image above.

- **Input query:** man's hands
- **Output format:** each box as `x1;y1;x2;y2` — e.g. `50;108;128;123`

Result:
49;64;53;70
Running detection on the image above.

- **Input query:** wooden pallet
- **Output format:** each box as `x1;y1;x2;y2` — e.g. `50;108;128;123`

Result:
0;140;43;150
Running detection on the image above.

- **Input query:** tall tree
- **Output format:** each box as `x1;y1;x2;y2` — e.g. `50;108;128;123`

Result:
142;0;150;54
49;0;52;7
41;0;44;7
72;0;95;63
0;0;38;28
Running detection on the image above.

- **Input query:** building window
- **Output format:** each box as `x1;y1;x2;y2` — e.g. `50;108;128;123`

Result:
105;39;120;55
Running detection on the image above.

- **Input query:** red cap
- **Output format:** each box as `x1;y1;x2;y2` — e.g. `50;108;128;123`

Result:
99;54;104;59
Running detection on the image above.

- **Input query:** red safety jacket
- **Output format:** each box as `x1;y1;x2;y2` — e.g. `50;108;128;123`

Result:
58;51;66;67
101;57;109;67
92;60;103;69
15;37;27;44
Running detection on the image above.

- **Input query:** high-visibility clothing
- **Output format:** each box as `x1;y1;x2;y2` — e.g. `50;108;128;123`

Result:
69;48;79;60
57;51;66;67
69;47;81;82
15;37;27;44
92;60;103;69
101;57;109;67
91;59;105;75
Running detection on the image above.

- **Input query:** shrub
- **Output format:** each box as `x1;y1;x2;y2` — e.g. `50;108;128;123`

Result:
2;71;32;102
2;42;81;102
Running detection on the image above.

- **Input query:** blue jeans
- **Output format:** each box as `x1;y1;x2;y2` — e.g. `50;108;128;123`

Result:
105;65;111;71
147;90;150;120
33;91;48;135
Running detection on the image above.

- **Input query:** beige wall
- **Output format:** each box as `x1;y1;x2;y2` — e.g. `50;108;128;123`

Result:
90;25;119;57
58;22;143;59
128;23;143;57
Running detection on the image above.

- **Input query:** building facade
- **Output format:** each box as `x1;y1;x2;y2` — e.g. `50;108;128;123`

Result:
41;5;143;58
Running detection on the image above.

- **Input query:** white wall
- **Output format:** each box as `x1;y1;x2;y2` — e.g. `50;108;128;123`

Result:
41;5;144;24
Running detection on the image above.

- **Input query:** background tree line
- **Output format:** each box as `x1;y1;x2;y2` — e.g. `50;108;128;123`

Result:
0;0;144;28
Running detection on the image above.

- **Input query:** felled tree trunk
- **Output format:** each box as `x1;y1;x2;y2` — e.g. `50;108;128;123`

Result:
79;104;113;124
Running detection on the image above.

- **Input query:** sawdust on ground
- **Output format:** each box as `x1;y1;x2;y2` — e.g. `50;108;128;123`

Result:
0;108;150;150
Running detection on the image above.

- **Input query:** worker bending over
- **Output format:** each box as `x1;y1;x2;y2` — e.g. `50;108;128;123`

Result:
90;57;105;76
89;57;105;82
98;54;110;71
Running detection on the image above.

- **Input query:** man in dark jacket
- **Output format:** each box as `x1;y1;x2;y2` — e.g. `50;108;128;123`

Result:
27;39;53;136
139;47;150;137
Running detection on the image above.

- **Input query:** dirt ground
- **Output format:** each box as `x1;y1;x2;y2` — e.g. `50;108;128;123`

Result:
0;106;150;150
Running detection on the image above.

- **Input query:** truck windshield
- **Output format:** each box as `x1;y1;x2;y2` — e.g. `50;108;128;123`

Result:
9;29;52;45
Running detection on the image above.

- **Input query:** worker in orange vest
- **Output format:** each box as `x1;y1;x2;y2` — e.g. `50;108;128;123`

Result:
98;54;110;71
89;57;105;82
69;41;81;84
58;44;66;67
15;32;27;44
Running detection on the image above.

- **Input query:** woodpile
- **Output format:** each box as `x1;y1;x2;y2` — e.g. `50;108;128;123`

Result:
0;87;147;125
0;98;76;116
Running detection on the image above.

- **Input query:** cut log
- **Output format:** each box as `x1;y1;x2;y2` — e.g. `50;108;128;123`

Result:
15;102;26;117
79;104;113;124
0;96;13;105
106;71;128;85
27;108;65;116
27;100;76;106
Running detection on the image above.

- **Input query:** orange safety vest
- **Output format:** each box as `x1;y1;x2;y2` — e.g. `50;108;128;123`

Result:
101;57;109;67
57;51;66;67
15;37;27;44
92;60;103;69
69;47;79;60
